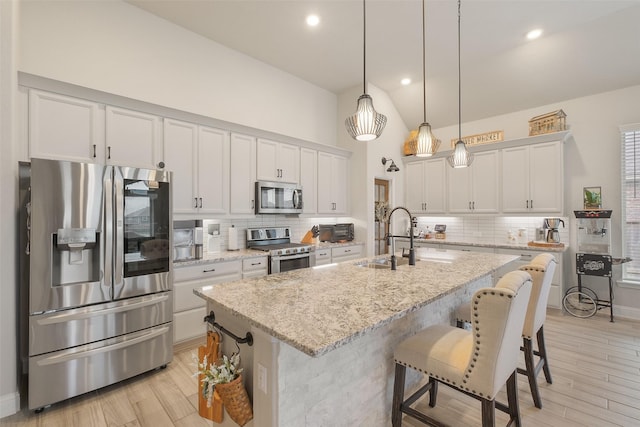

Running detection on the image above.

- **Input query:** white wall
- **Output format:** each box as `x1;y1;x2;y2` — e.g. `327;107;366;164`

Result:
18;0;337;146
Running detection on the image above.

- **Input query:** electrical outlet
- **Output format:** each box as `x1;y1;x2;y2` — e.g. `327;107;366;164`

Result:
257;363;268;393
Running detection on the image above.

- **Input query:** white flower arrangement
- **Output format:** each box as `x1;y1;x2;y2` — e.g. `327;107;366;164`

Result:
195;353;243;404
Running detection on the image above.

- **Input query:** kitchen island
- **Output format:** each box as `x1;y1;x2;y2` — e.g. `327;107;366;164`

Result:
194;248;517;426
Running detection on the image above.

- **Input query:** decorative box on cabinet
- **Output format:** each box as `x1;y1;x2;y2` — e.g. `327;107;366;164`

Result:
256;138;300;183
230;133;257;214
164;119;229;215
447;150;499;213
405;158;446;214
331;244;363;263
501;141;563;213
317;152;348;214
173;260;242;343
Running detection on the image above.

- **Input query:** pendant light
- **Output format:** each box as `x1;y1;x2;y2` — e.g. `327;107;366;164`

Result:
345;0;387;141
447;0;473;168
415;0;440;157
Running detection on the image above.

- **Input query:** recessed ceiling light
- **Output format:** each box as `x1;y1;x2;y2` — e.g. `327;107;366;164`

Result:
401;78;411;86
526;28;543;40
306;14;320;27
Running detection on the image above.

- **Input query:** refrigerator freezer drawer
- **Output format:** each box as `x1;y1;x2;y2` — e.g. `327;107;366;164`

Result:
28;322;173;410
29;292;172;356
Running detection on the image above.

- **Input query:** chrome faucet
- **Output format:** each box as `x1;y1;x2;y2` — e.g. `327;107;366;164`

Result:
386;206;416;270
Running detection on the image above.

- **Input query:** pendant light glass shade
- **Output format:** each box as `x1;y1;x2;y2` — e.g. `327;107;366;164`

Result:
415;122;440;157
447;0;473;168
345;0;386;141
345;94;387;141
448;139;474;167
415;0;439;157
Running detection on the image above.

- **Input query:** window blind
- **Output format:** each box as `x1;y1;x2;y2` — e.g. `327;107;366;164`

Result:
621;124;640;282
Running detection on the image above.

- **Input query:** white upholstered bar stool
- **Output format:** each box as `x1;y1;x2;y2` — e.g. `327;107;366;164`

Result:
392;271;532;427
454;253;557;409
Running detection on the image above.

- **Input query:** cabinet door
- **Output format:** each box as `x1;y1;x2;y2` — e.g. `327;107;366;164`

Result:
278;143;300;183
105;106;160;169
198;126;229;214
447;165;471;213
425;158;447;213
256;138;279;181
501;146;530;213
405;162;426;213
164;119;198;214
300;148;317;214
471;151;499;213
332;155;348;214
529;141;562;213
230;133;257;214
29;89;102;163
317;151;334;213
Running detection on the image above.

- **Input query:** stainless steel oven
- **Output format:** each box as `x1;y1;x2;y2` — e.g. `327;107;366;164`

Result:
246;226;314;274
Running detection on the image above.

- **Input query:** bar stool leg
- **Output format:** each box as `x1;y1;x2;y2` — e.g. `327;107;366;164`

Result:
392;363;406;427
537;326;552;384
506;371;522;427
523;337;543;409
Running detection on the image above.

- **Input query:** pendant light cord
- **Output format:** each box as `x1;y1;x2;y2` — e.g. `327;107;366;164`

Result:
422;0;427;123
363;0;367;94
457;0;462;141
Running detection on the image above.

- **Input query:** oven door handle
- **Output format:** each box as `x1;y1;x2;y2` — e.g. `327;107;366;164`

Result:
271;252;310;262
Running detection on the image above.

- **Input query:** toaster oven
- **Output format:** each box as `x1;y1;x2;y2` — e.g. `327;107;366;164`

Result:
318;223;354;243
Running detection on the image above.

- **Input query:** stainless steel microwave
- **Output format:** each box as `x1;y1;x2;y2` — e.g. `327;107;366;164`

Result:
255;181;303;214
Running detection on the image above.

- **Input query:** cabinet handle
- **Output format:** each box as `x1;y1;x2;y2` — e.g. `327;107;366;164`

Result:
107;146;111;160
203;268;216;273
530;199;533;209
526;200;529;209
472;201;475;210
251;262;261;266
251;200;255;209
199;198;203;208
92;144;97;158
345;249;351;253
468;201;472;210
194;198;198;208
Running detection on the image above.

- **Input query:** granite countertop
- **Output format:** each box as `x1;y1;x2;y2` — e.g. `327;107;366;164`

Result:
174;242;365;267
194;248;517;357
396;237;569;253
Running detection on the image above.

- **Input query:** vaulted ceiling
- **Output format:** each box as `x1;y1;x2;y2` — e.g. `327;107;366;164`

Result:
128;0;640;130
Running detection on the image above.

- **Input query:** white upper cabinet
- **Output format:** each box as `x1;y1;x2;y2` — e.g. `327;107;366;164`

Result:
105;106;162;169
405;158;446;214
448;150;499;213
164;119;229;215
256;138;300;183
502;141;563;213
317;152;348;214
230;133;257;214
29;90;161;169
29;89;103;163
299;148;317;214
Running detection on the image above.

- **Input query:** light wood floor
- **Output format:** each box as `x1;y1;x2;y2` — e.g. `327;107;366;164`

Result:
2;310;640;427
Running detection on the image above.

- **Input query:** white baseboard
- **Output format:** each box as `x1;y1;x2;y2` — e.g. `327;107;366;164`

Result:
0;391;20;419
614;304;640;321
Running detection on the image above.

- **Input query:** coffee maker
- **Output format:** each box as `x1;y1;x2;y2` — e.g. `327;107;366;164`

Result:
544;217;565;243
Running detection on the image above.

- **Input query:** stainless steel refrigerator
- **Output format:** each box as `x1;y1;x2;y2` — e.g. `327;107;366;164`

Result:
19;158;173;411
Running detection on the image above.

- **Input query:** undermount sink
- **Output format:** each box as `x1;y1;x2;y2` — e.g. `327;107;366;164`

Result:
355;257;415;269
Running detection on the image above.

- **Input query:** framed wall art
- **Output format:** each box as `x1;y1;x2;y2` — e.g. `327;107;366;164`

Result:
583;186;602;210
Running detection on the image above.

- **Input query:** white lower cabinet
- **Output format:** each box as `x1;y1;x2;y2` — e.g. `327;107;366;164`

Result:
173;260;242;344
314;248;332;266
242;256;268;279
331;244;363;263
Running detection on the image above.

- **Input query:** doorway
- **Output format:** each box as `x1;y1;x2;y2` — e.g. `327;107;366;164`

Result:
374;179;389;255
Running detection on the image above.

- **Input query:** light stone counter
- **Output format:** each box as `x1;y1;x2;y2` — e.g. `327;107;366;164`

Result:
195;248;517;357
396;236;569;252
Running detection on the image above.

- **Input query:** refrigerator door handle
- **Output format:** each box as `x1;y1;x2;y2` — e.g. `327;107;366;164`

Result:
104;166;114;294
113;167;124;297
35;325;170;366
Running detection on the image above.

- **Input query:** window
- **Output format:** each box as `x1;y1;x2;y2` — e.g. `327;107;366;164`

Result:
621;124;640;283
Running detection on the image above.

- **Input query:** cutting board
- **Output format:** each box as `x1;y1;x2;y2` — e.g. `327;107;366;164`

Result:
527;241;565;248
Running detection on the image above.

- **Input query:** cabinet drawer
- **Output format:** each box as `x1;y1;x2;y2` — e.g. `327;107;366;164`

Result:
315;248;332;265
242;256;268;272
174;260;242;283
331;245;363;261
174;307;207;344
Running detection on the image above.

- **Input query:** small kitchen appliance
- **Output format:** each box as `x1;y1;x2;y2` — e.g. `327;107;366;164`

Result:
255;181;303;214
318;223;354;243
434;224;446;240
246;227;315;274
544;217;565;243
173;220;203;260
